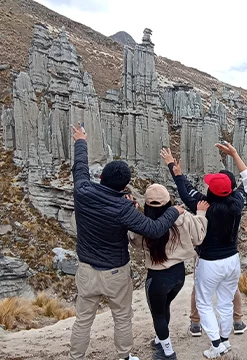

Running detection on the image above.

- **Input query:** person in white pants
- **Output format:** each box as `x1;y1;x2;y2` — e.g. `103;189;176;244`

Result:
195;142;247;359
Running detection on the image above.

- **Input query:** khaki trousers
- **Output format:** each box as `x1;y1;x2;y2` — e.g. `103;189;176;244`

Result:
69;262;133;360
190;255;243;324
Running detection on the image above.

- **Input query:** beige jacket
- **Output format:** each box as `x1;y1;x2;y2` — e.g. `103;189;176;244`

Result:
129;210;207;270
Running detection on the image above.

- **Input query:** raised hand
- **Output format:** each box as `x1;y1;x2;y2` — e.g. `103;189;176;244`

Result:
71;122;87;141
197;200;210;211
160;148;175;165
215;142;237;157
173;159;182;176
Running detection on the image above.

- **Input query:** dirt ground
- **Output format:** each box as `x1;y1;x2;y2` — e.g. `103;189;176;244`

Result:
1;274;247;360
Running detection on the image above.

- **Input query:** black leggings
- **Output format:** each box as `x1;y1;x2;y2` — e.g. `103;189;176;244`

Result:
145;262;185;340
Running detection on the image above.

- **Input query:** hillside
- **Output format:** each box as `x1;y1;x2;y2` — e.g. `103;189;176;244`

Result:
1;0;247;112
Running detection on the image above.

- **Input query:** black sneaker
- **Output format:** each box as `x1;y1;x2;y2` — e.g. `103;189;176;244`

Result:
150;339;163;351
152;349;177;360
189;323;202;337
233;321;247;334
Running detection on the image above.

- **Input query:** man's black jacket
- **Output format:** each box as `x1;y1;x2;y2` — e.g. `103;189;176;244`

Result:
72;140;179;269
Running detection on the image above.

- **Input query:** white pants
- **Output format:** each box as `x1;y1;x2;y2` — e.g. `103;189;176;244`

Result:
195;253;240;341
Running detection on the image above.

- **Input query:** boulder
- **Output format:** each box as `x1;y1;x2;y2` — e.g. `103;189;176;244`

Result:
0;256;34;299
53;247;78;275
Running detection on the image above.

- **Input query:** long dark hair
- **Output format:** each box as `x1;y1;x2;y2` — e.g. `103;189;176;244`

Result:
219;170;236;189
206;189;241;243
144;201;180;264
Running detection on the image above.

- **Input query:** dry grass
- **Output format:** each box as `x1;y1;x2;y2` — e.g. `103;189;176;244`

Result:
33;292;76;320
0;293;75;330
0;297;34;330
238;273;247;296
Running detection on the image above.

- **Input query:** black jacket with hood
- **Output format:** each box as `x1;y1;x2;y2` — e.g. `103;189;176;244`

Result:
168;163;245;260
72;139;179;269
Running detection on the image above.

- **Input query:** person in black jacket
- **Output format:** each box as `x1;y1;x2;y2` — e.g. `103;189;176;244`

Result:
69;123;184;360
161;143;247;359
161;148;247;338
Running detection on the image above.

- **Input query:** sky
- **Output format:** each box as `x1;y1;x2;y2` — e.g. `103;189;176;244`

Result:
35;0;247;89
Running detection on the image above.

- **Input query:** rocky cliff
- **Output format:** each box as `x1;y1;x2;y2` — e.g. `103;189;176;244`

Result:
2;24;247;230
2;23;107;232
101;29;170;179
1;2;247;305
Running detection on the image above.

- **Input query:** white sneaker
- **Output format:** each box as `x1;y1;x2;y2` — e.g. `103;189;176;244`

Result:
129;356;139;360
222;340;231;351
119;355;139;360
203;343;228;359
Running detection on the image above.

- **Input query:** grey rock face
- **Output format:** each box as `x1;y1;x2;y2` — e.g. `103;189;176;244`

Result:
163;83;203;127
210;89;228;132
2;23;107;230
0;256;34;299
1;106;15;149
2;24;247;229
29;23;52;92
180;112;223;177
230;105;247;175
101;29;170;179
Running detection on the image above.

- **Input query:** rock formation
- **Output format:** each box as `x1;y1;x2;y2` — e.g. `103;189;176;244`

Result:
163;83;203;127
101;28;170;179
0;256;34;299
230;105;247;175
53;247;78;275
168;87;226;179
2;24;247;229
2;23;107;230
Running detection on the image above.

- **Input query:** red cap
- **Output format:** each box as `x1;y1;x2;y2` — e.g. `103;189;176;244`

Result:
204;173;232;197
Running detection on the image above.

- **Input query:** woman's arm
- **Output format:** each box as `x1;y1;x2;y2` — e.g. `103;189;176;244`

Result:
161;149;206;203
160;150;199;214
216;142;247;192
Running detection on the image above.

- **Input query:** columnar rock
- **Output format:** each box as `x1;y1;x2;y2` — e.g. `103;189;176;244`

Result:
163;83;203;127
2;23;107;227
101;29;170;178
202;113;223;173
222;86;241;104
180;116;204;175
3;23;247;227
180;111;223;177
230;105;247;175
3;23;106;166
210;89;227;132
29;23;52;92
2;106;15;149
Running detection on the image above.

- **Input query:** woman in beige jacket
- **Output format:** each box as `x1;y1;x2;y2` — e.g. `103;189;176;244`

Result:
129;184;208;360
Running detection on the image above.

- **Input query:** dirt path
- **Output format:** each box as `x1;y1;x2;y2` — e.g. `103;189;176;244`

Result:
1;275;247;360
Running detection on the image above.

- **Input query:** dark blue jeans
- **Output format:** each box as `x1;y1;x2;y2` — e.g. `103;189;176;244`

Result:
145;262;185;340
